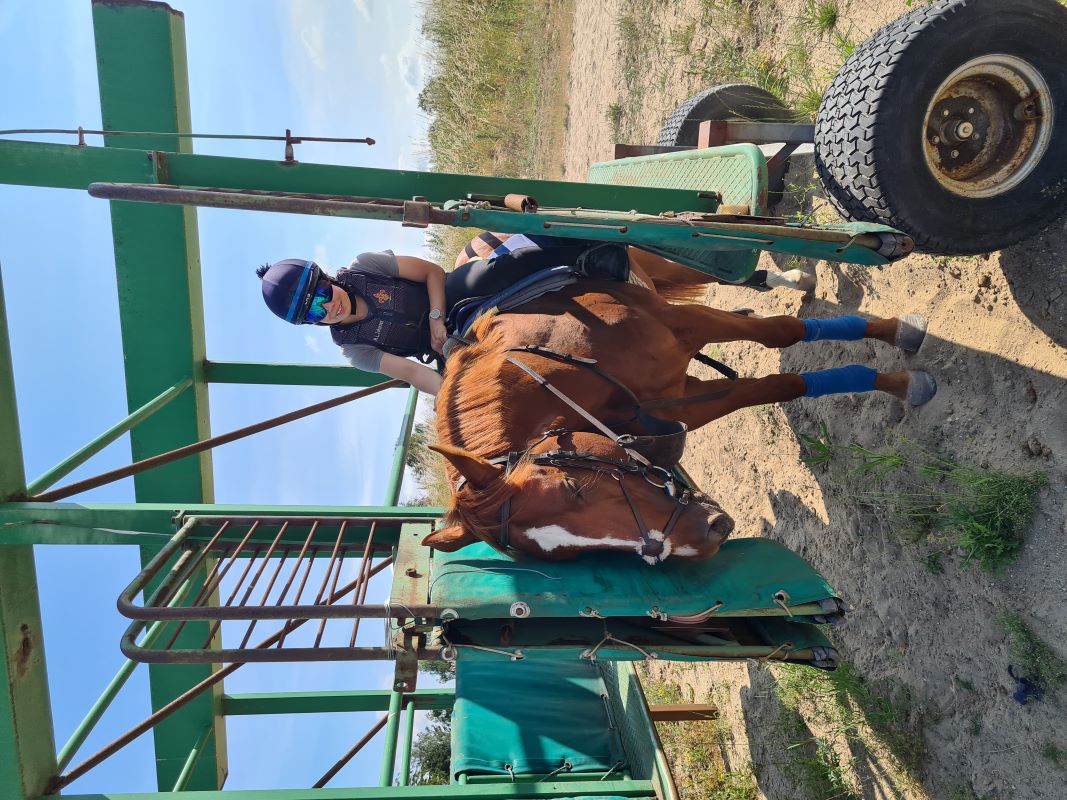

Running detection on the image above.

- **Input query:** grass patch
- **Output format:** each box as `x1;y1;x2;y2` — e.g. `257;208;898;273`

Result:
798;421;836;467
606;103;625;141
643;678;758;800
799;0;839;37
1041;741;1067;770
836;435;1047;571
774;660;925;790
997;611;1067;694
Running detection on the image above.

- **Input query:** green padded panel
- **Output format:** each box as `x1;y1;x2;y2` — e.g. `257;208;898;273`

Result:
451;660;626;778
429;537;839;621
587;144;767;282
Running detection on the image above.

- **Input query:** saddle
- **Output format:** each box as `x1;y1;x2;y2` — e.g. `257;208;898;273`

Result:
443;266;577;357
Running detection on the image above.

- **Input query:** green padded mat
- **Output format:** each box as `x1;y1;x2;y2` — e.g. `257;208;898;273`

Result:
587;143;767;282
427;537;840;621
451;659;627;779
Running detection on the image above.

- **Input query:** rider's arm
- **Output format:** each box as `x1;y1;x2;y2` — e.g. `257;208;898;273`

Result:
378;352;443;396
396;256;448;352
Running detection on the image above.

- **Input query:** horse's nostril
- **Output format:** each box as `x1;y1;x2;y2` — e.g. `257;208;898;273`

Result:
707;512;734;541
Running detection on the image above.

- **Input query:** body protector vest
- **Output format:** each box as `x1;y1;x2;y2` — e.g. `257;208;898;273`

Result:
329;267;435;362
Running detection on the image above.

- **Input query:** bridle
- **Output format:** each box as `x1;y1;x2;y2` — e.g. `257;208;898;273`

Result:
471;431;696;561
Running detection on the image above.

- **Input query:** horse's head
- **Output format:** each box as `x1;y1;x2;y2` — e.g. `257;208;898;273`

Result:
423;432;733;563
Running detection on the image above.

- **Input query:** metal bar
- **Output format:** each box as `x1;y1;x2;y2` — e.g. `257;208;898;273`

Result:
378;690;405;787
239;536;291;648
647;703;720;722
54;567;375;792
0;504;443;535
55;577;196;771
384;388;419;506
1;136;717;214
0;127;374;146
313;716;389;789
204;360;388;388
171;725;213;792
24;377;191;495
397;700;416;787
313;525;349;647
45;780;656;798
30;380;404;502
614;144;692;159
221;690;455;716
349;523;377;647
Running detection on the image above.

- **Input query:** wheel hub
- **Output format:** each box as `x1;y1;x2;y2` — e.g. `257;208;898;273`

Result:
922;54;1053;198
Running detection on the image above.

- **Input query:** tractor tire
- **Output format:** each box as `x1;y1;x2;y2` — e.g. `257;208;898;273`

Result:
815;0;1067;255
656;83;794;146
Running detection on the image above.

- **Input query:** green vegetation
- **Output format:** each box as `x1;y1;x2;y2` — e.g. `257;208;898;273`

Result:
418;0;572;262
606;103;625;141
404;420;452;507
997;611;1067;694
1041;741;1067;770
800;0;839;37
774;660;924;792
409;708;452;785
642;678;759;800
800;429;1047;571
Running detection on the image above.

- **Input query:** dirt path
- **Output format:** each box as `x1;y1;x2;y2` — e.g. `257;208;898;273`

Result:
563;2;1067;798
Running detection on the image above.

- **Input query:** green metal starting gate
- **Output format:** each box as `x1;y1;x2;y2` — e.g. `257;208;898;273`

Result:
0;2;873;798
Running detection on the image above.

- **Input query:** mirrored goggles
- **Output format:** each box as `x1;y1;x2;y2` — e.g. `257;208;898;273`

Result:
304;281;334;324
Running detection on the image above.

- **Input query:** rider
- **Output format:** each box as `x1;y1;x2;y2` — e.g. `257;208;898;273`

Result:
257;237;637;396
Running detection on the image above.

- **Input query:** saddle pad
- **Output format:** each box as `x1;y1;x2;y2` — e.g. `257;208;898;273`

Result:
428;537;839;621
587;143;767;283
451;659;627;779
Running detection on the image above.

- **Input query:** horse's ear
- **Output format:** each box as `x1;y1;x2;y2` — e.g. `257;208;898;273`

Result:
422;525;477;552
429;444;503;489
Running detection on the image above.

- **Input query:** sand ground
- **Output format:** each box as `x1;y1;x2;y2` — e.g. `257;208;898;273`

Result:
561;1;1067;797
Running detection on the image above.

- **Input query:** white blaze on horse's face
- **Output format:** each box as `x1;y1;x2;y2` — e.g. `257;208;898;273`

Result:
524;525;641;556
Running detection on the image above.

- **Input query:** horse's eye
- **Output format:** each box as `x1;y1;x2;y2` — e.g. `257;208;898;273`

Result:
564;477;583;499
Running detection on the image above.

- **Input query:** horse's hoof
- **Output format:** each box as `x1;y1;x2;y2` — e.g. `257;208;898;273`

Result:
766;268;817;293
895;314;928;353
905;370;937;406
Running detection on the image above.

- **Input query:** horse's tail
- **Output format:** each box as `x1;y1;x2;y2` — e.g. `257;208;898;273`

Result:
636;252;715;304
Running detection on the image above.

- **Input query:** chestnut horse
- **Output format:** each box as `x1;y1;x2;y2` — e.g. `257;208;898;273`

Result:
425;276;933;562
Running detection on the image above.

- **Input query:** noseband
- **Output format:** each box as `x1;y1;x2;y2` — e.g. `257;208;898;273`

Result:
487;436;694;561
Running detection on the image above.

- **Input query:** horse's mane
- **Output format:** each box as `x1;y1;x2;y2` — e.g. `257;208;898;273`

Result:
436;311;519;459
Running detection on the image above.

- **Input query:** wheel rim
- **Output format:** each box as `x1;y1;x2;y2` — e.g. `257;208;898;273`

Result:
921;54;1053;198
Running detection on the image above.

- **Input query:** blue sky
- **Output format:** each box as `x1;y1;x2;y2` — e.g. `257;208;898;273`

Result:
1;0;446;792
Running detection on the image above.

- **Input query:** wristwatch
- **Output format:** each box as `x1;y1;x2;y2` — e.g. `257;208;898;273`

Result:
428;308;443;321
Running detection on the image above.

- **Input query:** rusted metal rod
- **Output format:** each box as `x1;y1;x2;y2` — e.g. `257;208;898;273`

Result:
312;715;390;788
31;380;403;502
52;565;378;792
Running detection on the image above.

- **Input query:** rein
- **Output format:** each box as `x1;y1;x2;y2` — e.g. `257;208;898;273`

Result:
486;436;693;561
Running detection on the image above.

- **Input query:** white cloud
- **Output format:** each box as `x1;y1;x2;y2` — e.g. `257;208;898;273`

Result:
352;0;373;22
303;332;321;352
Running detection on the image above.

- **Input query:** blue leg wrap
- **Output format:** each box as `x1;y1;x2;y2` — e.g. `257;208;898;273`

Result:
802;315;868;342
801;365;877;398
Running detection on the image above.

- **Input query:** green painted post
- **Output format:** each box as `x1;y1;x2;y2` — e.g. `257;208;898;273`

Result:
204;361;387;388
221;690;454;716
385;388;419;506
397;700;416;787
90;0;222;791
378;690;404;787
0;266;58;799
25;377;192;495
0;503;442;543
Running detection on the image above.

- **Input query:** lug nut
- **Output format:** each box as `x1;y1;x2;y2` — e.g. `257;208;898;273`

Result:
942;109;950;117
950;149;959;158
931;135;940;144
968;107;975;114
